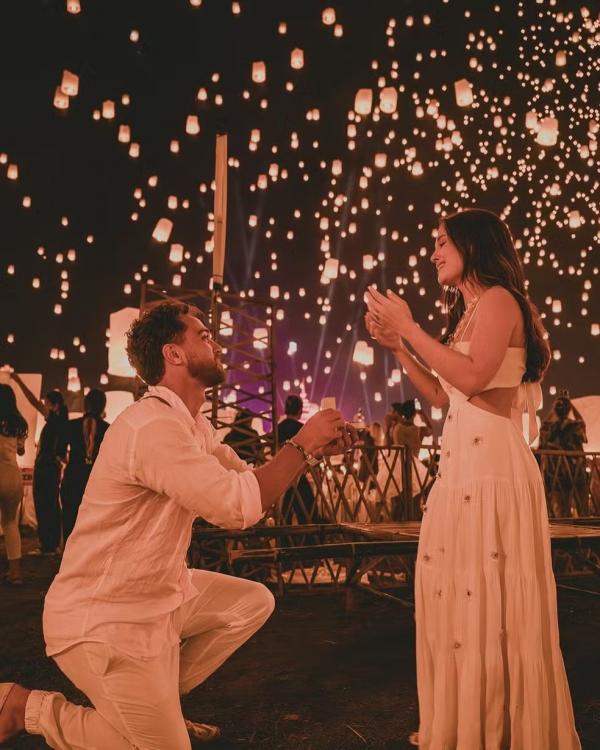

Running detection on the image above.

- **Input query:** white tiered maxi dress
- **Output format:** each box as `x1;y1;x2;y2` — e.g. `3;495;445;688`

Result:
415;346;581;750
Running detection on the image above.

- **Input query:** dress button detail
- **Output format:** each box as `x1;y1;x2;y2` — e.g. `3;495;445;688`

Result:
464;494;471;503
466;589;472;597
453;641;461;649
423;554;431;562
491;551;499;559
447;413;453;421
473;436;483;446
445;450;451;459
436;589;442;598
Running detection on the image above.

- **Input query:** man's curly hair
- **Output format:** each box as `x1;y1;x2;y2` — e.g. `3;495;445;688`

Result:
126;302;195;385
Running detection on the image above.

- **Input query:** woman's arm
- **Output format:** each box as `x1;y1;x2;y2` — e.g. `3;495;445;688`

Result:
10;373;47;417
393;345;449;409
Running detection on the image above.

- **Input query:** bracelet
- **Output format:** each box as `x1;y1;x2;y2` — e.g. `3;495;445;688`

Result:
285;439;321;467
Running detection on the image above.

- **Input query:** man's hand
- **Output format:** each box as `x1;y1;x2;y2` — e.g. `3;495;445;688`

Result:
316;423;361;458
294;409;345;455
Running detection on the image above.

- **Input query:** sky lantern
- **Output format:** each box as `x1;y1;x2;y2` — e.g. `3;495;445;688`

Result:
108;308;138;382
66;0;81;13
290;48;304;69
129;143;140;158
220;311;233;336
60;70;79;96
591;324;599;336
53;87;69;110
353;340;374;366
374;152;387;168
568;210;582;228
118;125;130;143
354;88;373;114
454;78;473;107
331;159;342;175
322;7;336;25
253;327;268;350
555;50;567;66
322;258;339;281
536;117;559;146
185;115;200;135
102;100;115;119
152;218;173;242
169;243;184;263
552;299;562;313
379;86;397;113
7;164;18;180
362;254;374;270
252;61;266;83
67;367;81;392
525;110;538;130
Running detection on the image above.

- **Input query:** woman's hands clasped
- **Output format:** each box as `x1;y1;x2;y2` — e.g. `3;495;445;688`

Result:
365;286;415;352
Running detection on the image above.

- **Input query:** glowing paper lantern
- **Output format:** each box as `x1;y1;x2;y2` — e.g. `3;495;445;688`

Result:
7;164;18;180
374;153;387;168
60;70;79;96
353;340;374;366
362;254;374;270
253;327;268;350
379;87;398;113
220;311;233;336
67;367;81;392
568;211;582;229
322;258;339;280
331;159;342;175
591;324;599;336
169;243;184;263
108;308;138;377
152;218;173;242
102;100;115;119
252;61;266;83
290;48;304;69
186;115;200;135
354;89;373;115
118;125;130;143
322;7;336;25
551;299;562;313
287;341;297;355
454;78;473;107
555;50;567;66
53;87;69;110
536;117;558;146
66;0;81;13
525;110;539;130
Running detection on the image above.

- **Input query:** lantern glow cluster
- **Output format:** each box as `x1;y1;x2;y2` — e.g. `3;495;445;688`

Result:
1;0;598;423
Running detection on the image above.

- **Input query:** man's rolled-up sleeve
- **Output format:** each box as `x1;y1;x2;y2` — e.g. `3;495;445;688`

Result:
132;417;263;529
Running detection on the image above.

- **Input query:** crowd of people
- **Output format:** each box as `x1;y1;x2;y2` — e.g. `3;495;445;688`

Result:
0;376;109;585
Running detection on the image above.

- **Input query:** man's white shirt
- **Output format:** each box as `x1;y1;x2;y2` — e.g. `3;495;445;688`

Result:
43;385;263;659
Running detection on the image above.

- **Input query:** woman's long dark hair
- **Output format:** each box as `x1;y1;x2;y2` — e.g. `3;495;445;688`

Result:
0;384;28;439
440;208;551;382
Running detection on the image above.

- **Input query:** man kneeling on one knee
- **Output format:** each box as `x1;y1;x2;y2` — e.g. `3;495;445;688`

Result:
0;302;354;750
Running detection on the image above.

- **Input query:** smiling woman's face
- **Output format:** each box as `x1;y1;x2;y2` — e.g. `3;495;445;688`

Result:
431;224;465;287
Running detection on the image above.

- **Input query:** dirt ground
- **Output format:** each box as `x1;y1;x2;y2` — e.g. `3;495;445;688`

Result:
1;530;599;750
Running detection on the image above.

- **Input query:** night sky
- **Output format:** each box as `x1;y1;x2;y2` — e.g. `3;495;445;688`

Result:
1;0;598;424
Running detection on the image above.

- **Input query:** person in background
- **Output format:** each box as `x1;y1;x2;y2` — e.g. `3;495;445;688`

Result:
0;384;28;585
391;399;433;457
383;402;403;446
223;409;263;465
59;389;110;545
10;374;67;556
539;391;588;517
277;395;321;524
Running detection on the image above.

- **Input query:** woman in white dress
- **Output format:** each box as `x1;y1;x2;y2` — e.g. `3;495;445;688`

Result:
366;208;580;749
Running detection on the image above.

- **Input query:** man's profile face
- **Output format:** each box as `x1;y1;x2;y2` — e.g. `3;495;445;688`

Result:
179;315;226;388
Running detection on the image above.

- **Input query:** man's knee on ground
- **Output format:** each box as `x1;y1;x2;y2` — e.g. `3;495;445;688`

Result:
242;579;276;623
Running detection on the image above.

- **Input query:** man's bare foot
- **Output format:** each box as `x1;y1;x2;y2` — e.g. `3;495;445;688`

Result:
0;683;30;743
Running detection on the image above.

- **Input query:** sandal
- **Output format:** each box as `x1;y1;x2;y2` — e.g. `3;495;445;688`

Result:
185;719;221;743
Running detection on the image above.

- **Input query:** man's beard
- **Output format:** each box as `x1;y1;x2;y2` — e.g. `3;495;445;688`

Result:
187;358;226;388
